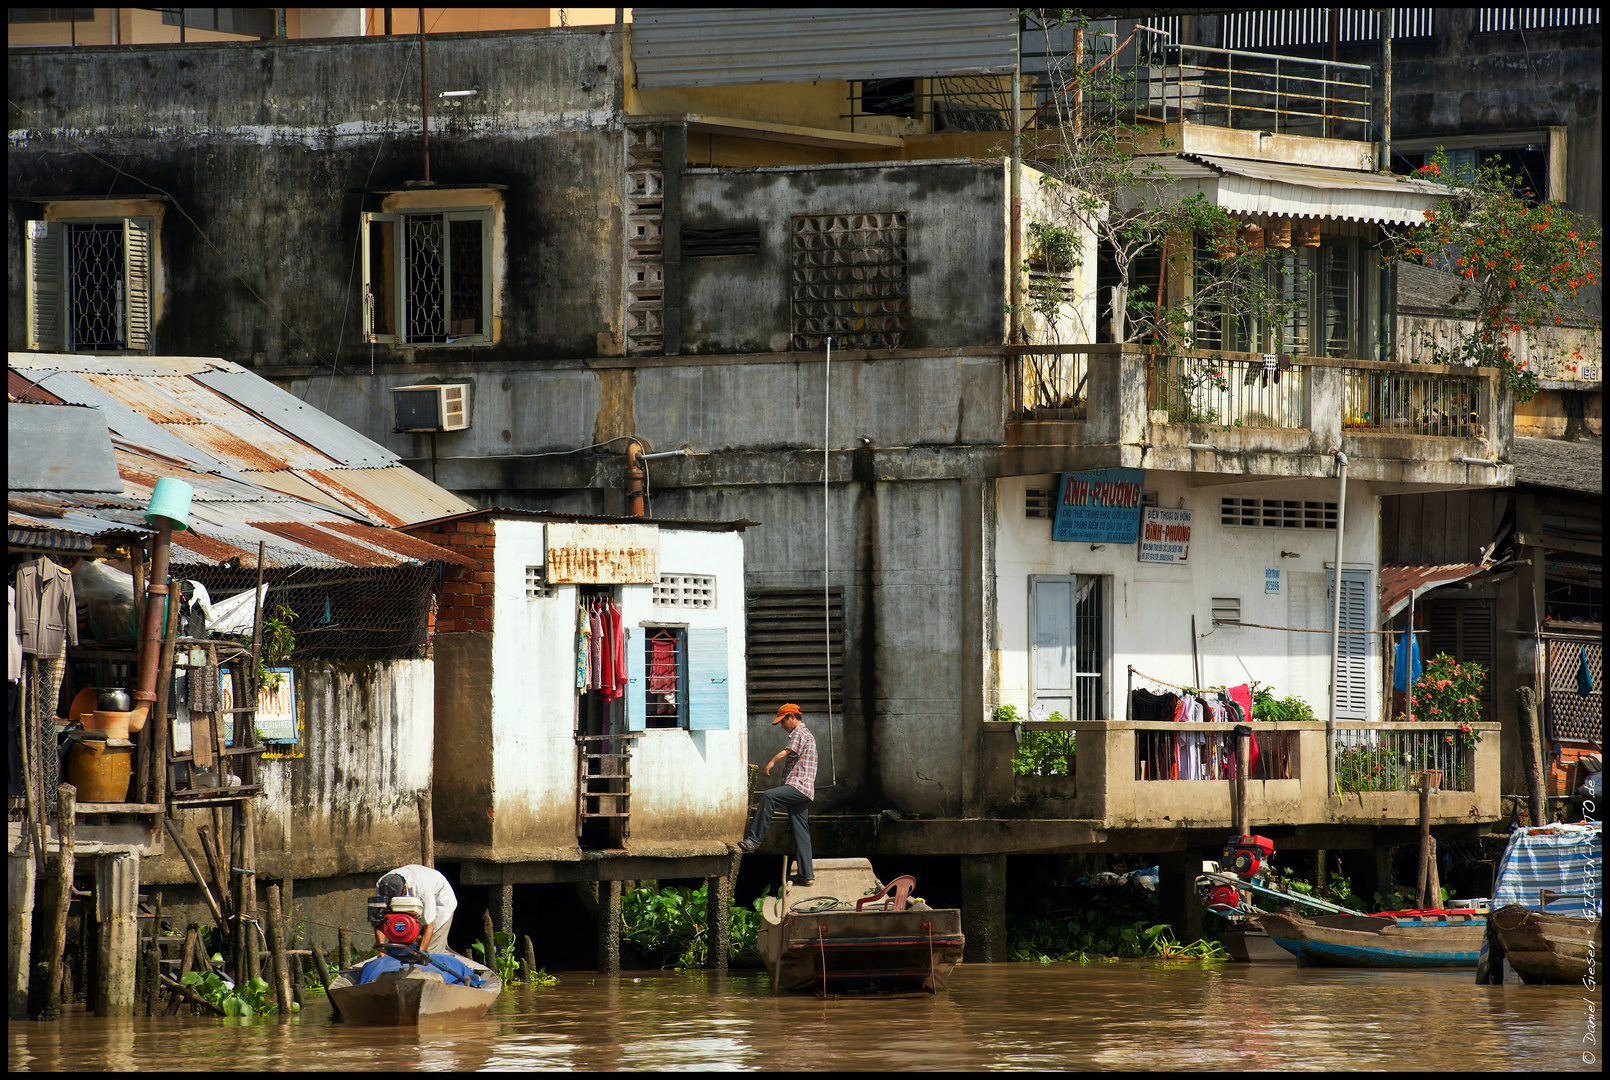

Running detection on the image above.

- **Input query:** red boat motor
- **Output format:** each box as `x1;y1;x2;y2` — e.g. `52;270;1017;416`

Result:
1223;835;1276;882
367;894;426;947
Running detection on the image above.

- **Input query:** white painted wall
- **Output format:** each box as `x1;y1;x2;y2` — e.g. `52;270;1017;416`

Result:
993;473;1381;724
491;520;749;852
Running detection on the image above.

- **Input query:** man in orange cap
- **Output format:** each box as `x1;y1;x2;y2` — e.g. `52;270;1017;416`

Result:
737;703;817;885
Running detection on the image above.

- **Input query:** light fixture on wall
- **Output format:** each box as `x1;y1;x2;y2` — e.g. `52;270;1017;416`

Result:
439;89;478;98
1186;442;1218;452
1280;550;1301;559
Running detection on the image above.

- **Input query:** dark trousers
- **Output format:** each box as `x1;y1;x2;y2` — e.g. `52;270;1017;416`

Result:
744;783;814;880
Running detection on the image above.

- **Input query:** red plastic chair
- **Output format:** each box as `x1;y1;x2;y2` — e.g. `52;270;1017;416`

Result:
856;875;917;912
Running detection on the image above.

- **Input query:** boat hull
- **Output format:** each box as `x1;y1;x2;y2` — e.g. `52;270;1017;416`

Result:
1259;911;1484;969
1222;927;1295;963
328;958;501;1025
759;908;965;994
1491;905;1602;985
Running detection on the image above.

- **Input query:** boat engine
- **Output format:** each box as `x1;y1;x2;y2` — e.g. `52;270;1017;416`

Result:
367;894;426;947
1223;835;1275;881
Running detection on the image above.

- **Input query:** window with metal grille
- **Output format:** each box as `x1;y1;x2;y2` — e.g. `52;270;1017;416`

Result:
1211;597;1242;627
362;208;492;346
526;565;556;599
1193;237;1313;354
683;227;762;258
1221;498;1337;530
1478;7;1600;32
1545;637;1601;744
643;626;688;729
654;573;716;608
1426;598;1495;719
25;216;155;354
790;213;908;351
1031;575;1106;721
858;78;918;118
745;588;843;713
1544;561;1602;625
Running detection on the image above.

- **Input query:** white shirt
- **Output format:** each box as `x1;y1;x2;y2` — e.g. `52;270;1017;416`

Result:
384;864;457;927
8;587;20;682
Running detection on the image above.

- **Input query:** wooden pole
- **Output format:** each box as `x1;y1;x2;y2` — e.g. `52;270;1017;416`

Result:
1516;687;1548;827
160;973;226;1016
40;784;76;1021
1426;836;1441;909
163;819;226;934
242;805;261;983
290;951;305;1009
337;926;353;971
311;945;339;1018
265;885;291;1017
142;890;162;1016
521;934;537;985
1415;775;1432;908
418;789;434;869
196;822;231;922
482;909;496;968
1234;729;1251;839
150;590;179;808
131;545;149;800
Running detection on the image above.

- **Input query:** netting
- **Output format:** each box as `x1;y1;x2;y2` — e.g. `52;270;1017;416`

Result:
177;563;439;662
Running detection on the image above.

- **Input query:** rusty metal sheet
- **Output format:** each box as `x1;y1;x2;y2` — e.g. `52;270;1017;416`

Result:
171;529;256;566
301;466;473;527
245;521;404;568
155;377;340;470
545;523;660;584
319;520;475;567
161;419;313;473
75;372;199;424
1380;563;1493;621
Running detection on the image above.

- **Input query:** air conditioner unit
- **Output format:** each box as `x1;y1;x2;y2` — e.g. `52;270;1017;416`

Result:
392;383;471;432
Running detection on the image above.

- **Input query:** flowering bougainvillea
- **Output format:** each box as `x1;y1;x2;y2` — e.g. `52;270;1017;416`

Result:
1389;149;1603;402
1399;653;1485;749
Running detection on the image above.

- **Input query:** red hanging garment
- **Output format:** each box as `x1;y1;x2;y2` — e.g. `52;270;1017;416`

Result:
609;600;627;700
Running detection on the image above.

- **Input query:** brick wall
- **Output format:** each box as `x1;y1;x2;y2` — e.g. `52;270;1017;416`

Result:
1549;744;1600;796
410;519;495;633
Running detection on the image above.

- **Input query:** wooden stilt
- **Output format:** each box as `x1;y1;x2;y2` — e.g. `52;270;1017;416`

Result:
337;926;353;971
311;945;339;1019
522;934;537;985
142;890;163;1016
265;884;291;1017
39;785;76;1021
164;819;226;935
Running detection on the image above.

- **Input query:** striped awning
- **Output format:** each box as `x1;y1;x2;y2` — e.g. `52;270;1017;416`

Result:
1122;154;1448;226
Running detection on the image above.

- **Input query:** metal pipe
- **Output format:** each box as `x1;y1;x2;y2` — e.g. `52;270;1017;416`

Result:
1009;29;1022;344
1380;9;1391;171
419;8;430;183
1327;451;1349;796
624;440;645;517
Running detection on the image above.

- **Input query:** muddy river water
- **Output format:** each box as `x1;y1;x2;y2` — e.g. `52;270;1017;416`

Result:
10;962;1601;1071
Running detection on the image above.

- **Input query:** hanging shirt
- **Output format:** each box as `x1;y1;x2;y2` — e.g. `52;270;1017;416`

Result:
576;606;591;690
606;600;627;701
648;635;678;696
589;606;605;690
7;586;20;682
15;557;77;658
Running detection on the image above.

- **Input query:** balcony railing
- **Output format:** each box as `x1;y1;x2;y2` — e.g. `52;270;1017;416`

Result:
1148;351;1307;428
1338;363;1488;439
1333;724;1476;793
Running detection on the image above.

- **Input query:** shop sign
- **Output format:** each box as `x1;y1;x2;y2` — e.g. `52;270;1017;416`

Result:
1052;469;1145;543
546;523;660;583
1266;567;1282;594
1138;507;1192;563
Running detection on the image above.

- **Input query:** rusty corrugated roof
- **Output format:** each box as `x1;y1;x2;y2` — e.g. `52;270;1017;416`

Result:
1381;563;1495;621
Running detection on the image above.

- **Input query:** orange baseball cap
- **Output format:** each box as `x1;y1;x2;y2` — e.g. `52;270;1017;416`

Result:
772;703;801;724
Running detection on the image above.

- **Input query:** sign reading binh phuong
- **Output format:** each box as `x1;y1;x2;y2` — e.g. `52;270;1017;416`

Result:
1138;507;1193;564
546;523;660;584
1052;469;1145;543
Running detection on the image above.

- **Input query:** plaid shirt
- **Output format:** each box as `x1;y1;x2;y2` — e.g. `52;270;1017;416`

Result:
782;722;818;801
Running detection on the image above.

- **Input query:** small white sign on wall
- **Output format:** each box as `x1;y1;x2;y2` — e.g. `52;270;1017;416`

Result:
1138;507;1192;564
1266;567;1281;593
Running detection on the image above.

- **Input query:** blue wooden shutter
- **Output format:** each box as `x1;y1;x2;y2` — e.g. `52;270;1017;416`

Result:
687;627;730;730
625;625;646;731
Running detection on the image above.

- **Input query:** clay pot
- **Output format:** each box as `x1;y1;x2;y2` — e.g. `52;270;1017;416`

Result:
67;738;135;804
87;709;132;740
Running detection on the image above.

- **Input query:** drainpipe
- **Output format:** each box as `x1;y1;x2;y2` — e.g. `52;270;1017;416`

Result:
1327;451;1349;796
1380;10;1392;171
625;440;646;517
419;8;430;184
1009;17;1022;344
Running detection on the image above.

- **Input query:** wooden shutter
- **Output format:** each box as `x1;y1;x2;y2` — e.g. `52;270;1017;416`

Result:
361;212;399;344
625;625;646;732
26;220;65;351
687;627;730;729
1031;577;1075;719
1328;567;1373;720
124;216;155;354
1426;599;1496;718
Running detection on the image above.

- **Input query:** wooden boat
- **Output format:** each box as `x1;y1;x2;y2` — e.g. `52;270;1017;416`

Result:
328;952;501;1024
1221;926;1294;963
1259;908;1486;969
757;858;964;994
1490;904;1602;984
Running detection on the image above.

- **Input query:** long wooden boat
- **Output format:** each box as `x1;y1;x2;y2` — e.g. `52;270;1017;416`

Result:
1221;926;1295;963
758;858;964;994
328;952;501;1024
1490;904;1602;984
1259;908;1486;969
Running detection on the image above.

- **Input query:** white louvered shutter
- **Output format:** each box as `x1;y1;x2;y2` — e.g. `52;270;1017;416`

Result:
124;216;155;354
1328;567;1373;720
26;220;66;351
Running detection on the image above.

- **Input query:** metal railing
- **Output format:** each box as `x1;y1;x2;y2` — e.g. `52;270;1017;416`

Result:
1108;40;1374;140
1013;347;1092;417
1147;350;1308;428
1338;364;1488;438
1333;725;1477;793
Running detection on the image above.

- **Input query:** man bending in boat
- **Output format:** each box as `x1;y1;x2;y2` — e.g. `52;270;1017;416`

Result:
375;863;459;954
738;703;817;886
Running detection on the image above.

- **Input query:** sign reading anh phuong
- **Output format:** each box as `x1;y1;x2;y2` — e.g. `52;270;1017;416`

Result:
546;523;660;584
1138;507;1192;563
1052;469;1145;543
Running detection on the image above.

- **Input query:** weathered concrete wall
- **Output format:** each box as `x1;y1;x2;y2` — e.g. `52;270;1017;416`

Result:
145;658;434;886
7;28;626;365
434;632;495;847
678;161;1009;354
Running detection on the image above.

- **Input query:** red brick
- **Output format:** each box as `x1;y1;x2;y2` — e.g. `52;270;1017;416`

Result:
473;523;494;534
472;572;495;583
473;594;494;607
468;618;491;631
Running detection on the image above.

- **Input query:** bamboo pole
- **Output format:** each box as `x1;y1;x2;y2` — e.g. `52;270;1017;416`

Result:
311;945;339;1019
242;806;261;983
142;890;163;1016
196;822;231;921
40;784;76;1022
265;885;291;1017
1415;776;1432;908
150;586;179;808
163;818;226;933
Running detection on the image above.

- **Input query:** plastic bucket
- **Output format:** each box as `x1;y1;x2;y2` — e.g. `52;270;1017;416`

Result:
146;477;193;531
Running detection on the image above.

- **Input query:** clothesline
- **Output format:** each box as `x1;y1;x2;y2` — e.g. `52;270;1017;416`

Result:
1128;665;1261;697
1223;622;1429;635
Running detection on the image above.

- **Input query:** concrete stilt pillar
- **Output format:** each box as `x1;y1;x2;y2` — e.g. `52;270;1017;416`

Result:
94;852;140;1017
1158;850;1205;944
705;874;731;971
596;879;621;975
959;854;1007;963
8;853;35;1020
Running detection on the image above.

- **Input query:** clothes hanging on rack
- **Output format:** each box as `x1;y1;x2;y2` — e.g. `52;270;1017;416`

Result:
648;633;677;696
589;602;605;691
15;557;77;659
606;599;627;701
576;603;591;691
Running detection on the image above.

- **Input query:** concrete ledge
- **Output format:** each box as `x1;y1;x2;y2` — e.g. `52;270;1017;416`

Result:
459;852;735;884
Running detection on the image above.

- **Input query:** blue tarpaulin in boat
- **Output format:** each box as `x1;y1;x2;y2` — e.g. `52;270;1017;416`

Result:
356;952;478;986
1491;822;1601;917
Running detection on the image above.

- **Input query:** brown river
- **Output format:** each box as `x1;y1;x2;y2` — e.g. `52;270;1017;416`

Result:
10;962;1601;1071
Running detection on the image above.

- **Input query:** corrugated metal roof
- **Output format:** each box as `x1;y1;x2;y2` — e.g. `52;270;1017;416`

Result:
1188;154;1447;225
8;403;123;493
407;506;758;533
300;466;474;528
630;7;1019;88
1381;563;1494;620
190;367;397;469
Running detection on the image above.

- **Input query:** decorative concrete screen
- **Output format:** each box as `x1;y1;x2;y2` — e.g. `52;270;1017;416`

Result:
790;213;908;351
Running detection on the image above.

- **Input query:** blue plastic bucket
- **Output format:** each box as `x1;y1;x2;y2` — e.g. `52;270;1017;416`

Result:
145;477;193;531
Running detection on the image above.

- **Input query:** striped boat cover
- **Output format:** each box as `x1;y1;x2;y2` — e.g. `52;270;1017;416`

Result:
1492;823;1602;917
